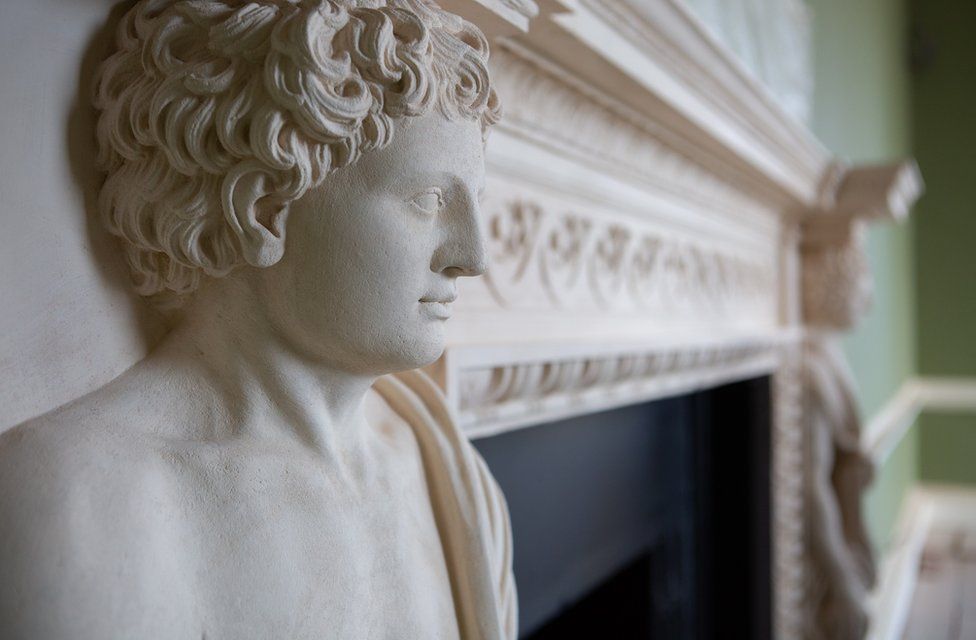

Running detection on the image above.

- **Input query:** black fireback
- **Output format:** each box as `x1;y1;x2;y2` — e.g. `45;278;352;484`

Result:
472;377;771;640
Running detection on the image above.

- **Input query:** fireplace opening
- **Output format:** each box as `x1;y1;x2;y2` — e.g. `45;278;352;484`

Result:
526;553;654;639
473;376;771;639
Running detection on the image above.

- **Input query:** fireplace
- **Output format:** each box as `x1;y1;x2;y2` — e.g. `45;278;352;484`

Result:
420;2;920;637
473;377;771;639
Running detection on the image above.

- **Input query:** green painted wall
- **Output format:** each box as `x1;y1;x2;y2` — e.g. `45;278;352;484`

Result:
809;0;917;550
910;0;976;481
919;414;976;484
809;0;915;418
866;427;919;548
911;0;976;379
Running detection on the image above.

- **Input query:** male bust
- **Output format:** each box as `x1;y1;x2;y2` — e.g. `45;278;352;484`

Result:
0;1;515;638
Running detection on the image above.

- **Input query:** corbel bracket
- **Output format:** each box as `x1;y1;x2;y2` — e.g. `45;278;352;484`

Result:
803;159;923;247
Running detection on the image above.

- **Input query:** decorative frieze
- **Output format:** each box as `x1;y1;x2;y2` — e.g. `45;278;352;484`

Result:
433;338;784;437
475;193;776;322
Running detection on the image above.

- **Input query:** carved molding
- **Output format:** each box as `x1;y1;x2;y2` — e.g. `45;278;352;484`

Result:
773;344;806;640
801;160;924;329
478;193;775;318
430;338;786;437
504;0;830;209
679;0;813;123
437;0;543;35
488;47;770;227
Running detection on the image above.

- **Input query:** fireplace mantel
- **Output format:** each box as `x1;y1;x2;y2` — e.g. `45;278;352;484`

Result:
434;1;922;638
433;0;923;437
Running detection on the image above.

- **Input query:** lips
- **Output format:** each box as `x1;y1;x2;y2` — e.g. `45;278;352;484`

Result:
419;293;456;320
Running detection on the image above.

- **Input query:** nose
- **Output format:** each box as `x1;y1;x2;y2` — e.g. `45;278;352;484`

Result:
432;197;489;278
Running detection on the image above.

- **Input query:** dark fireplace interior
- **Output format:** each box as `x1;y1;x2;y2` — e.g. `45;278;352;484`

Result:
473;377;771;640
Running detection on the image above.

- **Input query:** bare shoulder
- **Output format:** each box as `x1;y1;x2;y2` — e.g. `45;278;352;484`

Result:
0;372;169;500
0;378;193;639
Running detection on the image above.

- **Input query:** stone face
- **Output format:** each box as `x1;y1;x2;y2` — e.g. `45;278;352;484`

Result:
0;2;514;638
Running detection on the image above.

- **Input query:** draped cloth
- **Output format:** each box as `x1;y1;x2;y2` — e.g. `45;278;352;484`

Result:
803;337;876;640
372;370;517;640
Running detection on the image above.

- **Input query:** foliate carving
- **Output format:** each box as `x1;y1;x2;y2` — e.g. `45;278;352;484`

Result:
801;224;872;330
456;341;778;430
626;235;660;308
801;160;922;329
588;224;630;308
486;198;541;280
539;213;591;307
479;195;775;318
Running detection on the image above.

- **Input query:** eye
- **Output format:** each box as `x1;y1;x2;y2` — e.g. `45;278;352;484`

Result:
411;188;444;215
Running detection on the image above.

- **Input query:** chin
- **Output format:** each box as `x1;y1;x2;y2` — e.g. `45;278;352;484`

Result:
404;335;447;370
373;327;446;374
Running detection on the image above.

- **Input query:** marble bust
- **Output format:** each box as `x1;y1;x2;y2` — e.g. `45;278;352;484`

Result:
0;1;515;639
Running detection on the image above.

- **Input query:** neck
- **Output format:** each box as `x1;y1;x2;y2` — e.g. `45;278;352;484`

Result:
155;275;377;457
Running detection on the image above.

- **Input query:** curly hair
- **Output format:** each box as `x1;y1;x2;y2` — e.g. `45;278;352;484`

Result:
94;0;500;305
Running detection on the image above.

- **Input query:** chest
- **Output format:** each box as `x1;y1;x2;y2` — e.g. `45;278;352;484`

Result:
152;445;460;640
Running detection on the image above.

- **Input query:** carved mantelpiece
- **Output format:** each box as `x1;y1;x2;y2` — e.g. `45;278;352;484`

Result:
443;0;818;427
439;1;922;638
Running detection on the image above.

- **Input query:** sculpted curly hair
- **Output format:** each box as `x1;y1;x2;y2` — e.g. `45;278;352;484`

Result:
94;0;500;305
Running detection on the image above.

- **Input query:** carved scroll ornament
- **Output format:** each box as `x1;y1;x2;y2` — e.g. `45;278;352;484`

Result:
479;194;774;318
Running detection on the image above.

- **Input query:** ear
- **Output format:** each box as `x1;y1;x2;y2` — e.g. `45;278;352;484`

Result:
222;163;291;268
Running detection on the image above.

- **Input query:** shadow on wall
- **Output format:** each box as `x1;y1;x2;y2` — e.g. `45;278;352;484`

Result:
67;0;165;349
0;0;167;431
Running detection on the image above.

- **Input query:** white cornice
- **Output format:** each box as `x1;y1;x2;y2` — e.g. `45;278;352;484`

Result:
436;0;544;35
505;0;830;210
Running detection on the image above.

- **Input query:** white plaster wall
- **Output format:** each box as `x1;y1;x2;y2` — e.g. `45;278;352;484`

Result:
0;0;162;431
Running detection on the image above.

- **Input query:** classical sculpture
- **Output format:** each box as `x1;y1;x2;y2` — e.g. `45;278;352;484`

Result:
802;223;876;640
0;1;516;638
800;160;921;640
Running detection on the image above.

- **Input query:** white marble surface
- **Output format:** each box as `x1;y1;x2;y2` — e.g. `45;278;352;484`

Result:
0;2;515;638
